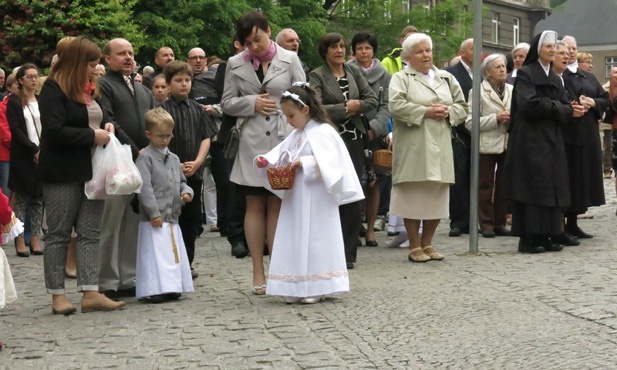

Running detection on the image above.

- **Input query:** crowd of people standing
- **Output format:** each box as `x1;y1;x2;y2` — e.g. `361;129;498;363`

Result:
0;9;616;323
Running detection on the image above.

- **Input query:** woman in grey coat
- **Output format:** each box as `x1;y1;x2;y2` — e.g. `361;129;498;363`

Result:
347;32;391;247
221;11;305;294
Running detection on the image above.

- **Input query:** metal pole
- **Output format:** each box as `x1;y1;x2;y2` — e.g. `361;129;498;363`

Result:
469;0;483;254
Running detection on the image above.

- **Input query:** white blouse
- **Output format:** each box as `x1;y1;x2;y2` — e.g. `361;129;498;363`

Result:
23;101;42;146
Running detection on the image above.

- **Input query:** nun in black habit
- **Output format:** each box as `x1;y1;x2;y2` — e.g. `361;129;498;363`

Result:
562;55;609;238
502;31;586;254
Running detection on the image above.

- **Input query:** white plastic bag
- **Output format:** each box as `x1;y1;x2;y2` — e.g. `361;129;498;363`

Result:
85;133;142;200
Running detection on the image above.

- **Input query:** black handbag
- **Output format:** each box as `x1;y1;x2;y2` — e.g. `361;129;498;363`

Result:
223;119;246;160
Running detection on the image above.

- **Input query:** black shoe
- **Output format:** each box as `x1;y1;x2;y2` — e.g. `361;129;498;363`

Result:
365;240;378;247
551;233;580;246
518;237;545;254
568;227;593;239
387;231;400;237
449;228;462;237
231;241;249;258
191;269;199;280
165;293;182;301
145;294;168;304
481;229;495;238
346;262;354;269
541;237;563;252
494;228;511;236
101;290;119;300
15;249;29;258
15;239;29;257
116;287;136;298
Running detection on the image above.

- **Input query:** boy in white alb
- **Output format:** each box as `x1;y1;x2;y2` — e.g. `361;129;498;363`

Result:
135;108;194;303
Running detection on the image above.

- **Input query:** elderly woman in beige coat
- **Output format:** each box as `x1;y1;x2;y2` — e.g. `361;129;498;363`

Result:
465;54;513;238
389;33;468;263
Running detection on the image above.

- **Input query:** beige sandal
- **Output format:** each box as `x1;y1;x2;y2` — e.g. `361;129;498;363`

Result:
422;245;445;261
408;247;431;263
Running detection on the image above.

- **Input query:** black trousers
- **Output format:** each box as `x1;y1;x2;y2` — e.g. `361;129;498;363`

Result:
180;178;202;266
449;134;471;232
339;138;364;264
209;142;246;244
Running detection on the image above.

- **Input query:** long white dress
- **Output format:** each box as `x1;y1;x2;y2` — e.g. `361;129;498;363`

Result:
256;121;364;298
0;217;21;309
136;221;194;298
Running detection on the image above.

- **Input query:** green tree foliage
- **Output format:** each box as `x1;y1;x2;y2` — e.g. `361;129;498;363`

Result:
0;0;143;70
132;0;326;70
324;0;474;64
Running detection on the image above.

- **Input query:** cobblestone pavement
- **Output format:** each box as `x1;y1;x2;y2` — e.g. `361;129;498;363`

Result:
2;179;617;369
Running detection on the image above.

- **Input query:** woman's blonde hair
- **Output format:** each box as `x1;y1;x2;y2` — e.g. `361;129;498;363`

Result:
576;52;593;63
50;37;101;104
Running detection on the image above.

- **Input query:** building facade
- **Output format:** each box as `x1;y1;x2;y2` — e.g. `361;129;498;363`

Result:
481;0;552;54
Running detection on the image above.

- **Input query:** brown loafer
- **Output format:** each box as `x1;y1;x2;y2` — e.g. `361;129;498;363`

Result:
81;293;126;313
52;295;77;316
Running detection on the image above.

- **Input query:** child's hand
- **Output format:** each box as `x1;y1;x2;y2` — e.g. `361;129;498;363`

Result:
181;193;192;204
256;156;268;168
151;217;163;228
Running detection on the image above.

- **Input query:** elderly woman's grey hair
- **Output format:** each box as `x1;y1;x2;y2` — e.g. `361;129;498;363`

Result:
402;33;433;58
481;53;507;79
511;42;530;56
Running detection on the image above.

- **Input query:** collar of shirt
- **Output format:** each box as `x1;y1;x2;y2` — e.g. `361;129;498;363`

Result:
460;59;473;79
512;69;518;78
419;68;436;84
538;60;550;76
169;95;190;107
567;61;578;73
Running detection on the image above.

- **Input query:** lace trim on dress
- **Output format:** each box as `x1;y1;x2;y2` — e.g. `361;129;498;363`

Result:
268;269;349;282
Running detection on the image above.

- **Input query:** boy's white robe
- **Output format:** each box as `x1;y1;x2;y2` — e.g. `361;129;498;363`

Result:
256;120;364;298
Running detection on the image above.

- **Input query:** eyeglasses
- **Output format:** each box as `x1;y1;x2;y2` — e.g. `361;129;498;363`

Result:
21;75;39;81
154;133;174;140
188;56;206;61
286;38;301;44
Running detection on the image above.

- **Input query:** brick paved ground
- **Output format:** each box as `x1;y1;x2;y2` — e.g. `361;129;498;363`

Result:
1;179;617;369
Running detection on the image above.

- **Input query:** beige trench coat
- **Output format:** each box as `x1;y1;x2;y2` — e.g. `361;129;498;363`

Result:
221;44;306;187
388;66;468;185
464;80;513;154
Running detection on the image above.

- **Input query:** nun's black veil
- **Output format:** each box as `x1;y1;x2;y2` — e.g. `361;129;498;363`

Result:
523;33;542;66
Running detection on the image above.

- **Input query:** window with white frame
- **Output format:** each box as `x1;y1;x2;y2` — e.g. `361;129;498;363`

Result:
492;13;500;44
513;17;520;45
606;57;617;78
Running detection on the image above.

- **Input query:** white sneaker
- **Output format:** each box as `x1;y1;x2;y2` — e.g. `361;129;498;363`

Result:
400;240;410;248
386;232;408;247
374;217;386;231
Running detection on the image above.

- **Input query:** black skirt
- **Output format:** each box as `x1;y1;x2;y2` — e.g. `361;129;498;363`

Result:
511;201;562;236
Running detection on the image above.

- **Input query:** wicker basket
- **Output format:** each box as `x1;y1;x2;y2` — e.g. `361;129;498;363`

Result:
267;151;296;190
373;142;392;174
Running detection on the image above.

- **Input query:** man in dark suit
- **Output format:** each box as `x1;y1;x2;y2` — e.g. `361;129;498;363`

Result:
445;38;475;237
97;38;157;297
